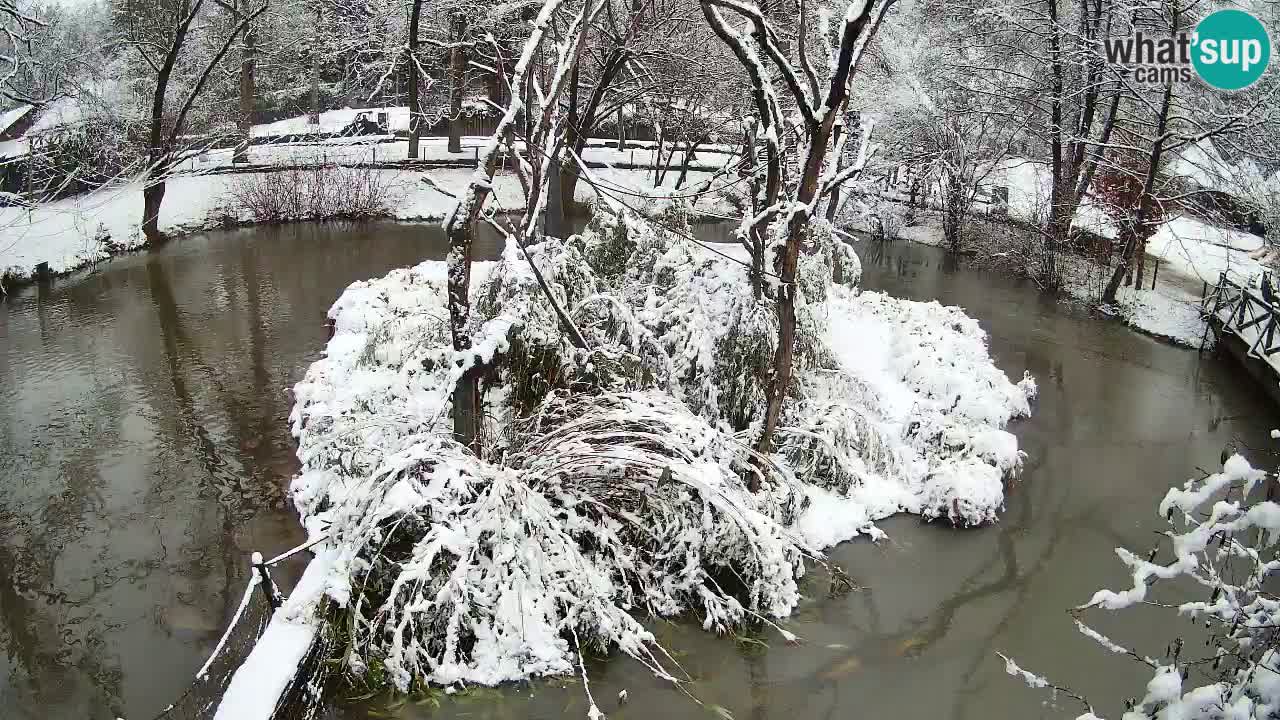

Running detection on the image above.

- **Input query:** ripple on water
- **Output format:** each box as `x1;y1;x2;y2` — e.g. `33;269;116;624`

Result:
0;221;437;720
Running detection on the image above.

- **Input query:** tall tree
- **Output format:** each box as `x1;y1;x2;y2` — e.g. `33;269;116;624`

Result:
406;0;425;158
215;0;265;162
115;0;265;242
700;0;894;476
446;11;467;153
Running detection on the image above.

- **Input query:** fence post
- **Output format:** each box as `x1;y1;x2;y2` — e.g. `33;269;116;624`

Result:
252;551;282;610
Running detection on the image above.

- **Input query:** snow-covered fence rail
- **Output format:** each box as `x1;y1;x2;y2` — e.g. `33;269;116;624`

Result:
135;537;325;720
1201;272;1280;359
1201;272;1280;406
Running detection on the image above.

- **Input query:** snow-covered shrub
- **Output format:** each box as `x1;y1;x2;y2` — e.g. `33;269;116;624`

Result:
1003;452;1280;719
224;163;396;224
798;219;861;300
870;200;907;241
600;212;830;431
26;115;141;200
573;210;635;281
777;374;911;493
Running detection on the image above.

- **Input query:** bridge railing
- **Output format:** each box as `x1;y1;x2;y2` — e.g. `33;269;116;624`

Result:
1201;272;1280;359
137;534;327;720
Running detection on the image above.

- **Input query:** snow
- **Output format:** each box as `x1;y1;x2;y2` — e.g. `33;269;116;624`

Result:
271;208;1035;698
214;547;339;720
1038;453;1280;720
0;153;723;282
1145;216;1263;284
811;290;1034;530
0;97;83;159
999;653;1050;689
1099;279;1209;347
842;191;1255;347
0;104;32;136
1;174;239;279
1169;139;1235;192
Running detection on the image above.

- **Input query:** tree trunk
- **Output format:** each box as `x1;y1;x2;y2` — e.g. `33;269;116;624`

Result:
751;0;879;475
674;141;697;190
943;175;965;253
447;13;467;154
1103;82;1175;303
826;126;845;286
407;0;424;159
142;177;166;244
559;63;581;220
1044;0;1063;287
1133;240;1147;287
144;18;178;245
453;367;483;455
308;8;321;125
545;160;567;238
825;125;844;220
741;121;765;299
234;14;255;163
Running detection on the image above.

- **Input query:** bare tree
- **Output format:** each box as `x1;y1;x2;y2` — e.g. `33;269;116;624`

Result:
446;11;467;153
406;0;425;158
1;0;51;104
214;0;267;162
114;0;266;242
441;0;597;449
944;0;1123;286
1099;0;1279;303
700;0;894;475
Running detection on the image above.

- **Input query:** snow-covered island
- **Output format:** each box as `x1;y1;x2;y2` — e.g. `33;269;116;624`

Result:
214;207;1035;719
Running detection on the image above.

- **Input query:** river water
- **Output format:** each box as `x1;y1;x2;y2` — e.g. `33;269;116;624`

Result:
0;223;1275;720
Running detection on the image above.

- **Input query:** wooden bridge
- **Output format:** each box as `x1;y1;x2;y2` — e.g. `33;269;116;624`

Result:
1201;272;1280;405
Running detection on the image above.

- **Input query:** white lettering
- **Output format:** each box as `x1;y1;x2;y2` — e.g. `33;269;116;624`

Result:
1242;39;1262;72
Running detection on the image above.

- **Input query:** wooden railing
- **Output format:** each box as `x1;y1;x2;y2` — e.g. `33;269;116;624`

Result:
1201;272;1280;358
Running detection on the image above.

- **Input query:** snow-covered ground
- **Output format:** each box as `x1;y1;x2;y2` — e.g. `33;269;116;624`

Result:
0;153;727;283
857;158;1265;347
171;135;735;173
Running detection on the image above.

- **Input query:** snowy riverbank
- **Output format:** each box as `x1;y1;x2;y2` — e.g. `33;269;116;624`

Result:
215;210;1035;718
855;207;1260;347
0;145;728;286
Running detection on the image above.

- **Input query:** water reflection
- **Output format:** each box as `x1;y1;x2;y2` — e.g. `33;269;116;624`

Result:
0;221;439;719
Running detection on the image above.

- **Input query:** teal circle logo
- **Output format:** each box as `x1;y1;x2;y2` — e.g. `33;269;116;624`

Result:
1192;9;1271;90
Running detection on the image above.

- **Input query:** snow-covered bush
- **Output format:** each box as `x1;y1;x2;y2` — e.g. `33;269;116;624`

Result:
1003;452;1280;719
870;200;907;241
289;206;1036;706
222;163;397;224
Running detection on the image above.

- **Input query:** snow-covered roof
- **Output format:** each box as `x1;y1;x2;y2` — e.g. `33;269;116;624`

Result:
0;104;34;136
28;97;82;135
1170;139;1236;192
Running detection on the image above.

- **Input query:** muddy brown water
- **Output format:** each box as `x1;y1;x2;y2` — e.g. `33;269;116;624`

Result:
0;223;1275;720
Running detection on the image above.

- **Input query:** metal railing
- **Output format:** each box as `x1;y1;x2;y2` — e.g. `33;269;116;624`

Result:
140;534;327;720
1201;272;1280;358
